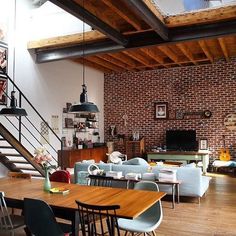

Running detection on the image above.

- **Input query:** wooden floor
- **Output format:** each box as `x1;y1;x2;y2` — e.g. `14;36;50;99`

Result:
3;173;236;236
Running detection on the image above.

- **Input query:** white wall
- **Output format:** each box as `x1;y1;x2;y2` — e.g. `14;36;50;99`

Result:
0;0;104;175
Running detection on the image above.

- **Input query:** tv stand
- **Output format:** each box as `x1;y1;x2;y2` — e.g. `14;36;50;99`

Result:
147;151;210;174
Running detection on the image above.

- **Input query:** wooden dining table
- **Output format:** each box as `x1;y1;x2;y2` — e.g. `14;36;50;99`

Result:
0;177;166;235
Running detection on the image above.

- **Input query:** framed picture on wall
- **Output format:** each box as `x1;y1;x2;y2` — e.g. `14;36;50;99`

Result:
0;43;7;74
0;76;7;105
199;139;208;150
155;102;168;119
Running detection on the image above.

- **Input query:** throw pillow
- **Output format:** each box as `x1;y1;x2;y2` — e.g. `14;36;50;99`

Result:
185;162;196;168
122;157;149;166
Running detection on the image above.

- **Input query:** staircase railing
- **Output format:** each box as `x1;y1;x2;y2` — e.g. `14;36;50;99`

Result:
0;70;62;169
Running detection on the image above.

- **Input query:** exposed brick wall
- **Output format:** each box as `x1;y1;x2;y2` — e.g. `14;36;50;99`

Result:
104;58;236;158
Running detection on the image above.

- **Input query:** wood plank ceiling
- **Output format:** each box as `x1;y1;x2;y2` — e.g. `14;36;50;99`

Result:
28;0;236;73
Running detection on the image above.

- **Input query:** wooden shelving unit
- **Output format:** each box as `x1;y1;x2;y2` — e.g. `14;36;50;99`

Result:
125;137;145;160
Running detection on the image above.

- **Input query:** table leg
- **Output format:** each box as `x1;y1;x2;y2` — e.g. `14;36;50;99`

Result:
176;184;180;204
73;211;79;236
172;184;175;209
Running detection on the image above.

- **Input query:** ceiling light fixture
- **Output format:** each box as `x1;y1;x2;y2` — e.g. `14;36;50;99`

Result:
0;0;27;117
69;0;99;114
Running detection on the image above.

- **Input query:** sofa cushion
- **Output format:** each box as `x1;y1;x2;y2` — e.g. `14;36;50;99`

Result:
122;158;149;166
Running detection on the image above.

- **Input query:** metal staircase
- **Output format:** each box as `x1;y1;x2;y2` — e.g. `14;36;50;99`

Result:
0;71;62;177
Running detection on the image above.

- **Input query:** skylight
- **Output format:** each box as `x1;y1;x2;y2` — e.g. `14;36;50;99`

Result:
152;0;236;15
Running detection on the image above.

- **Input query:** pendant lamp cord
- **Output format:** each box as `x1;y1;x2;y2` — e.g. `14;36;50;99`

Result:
82;0;85;85
12;0;17;91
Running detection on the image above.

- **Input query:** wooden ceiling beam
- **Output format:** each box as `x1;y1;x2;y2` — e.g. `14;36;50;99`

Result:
28;31;105;50
140;48;167;68
198;40;214;63
49;0;128;46
35;20;236;63
101;0;143;30
176;44;197;65
124;0;168;40
72;58;112;73
142;0;165;23
134;57;209;69
218;38;230;62
86;56;125;72
108;53;140;67
96;54;131;71
122;51;151;66
158;46;181;66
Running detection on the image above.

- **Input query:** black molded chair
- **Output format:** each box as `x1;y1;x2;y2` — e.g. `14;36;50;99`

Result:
89;175;113;187
76;200;120;236
0;191;25;236
24;198;72;236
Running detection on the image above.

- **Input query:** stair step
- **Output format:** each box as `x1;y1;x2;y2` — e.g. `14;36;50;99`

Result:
8;160;28;164
22;170;42;176
0;146;14;149
0;153;22;157
6;156;26;162
0;138;6;141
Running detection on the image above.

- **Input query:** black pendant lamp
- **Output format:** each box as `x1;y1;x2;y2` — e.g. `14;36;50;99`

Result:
0;91;27;116
69;0;99;114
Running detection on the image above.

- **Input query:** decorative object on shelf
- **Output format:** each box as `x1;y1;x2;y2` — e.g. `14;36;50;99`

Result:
155;102;168;119
64;117;74;128
132;130;139;141
69;3;99;114
34;146;56;191
224;113;236;130
199;139;208;150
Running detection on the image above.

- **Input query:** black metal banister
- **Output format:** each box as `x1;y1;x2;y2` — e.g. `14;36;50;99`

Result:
1;71;61;145
0;69;63;173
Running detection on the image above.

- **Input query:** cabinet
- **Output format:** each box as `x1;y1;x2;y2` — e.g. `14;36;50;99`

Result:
125;138;145;160
58;146;108;169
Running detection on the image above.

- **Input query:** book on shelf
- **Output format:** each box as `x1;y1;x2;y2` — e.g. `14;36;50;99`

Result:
50;187;70;194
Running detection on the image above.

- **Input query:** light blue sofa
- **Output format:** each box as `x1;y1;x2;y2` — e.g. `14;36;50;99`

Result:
74;161;211;198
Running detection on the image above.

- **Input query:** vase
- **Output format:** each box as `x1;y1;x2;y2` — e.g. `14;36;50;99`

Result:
43;169;51;192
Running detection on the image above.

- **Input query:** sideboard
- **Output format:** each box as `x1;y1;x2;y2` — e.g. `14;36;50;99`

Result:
147;151;210;174
58;146;108;169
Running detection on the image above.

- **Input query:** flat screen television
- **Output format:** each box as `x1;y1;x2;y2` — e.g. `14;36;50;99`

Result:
166;130;198;151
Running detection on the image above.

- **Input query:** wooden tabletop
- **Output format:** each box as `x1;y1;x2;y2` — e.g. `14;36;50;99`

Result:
0;177;166;219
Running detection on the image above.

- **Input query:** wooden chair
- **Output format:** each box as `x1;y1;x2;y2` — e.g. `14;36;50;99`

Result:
89;175;113;187
76;200;120;236
0;191;25;236
8;172;31;179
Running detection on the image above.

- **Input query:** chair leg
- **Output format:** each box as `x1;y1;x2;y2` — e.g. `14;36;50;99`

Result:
198;197;201;204
124;231;128;236
152;230;156;236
